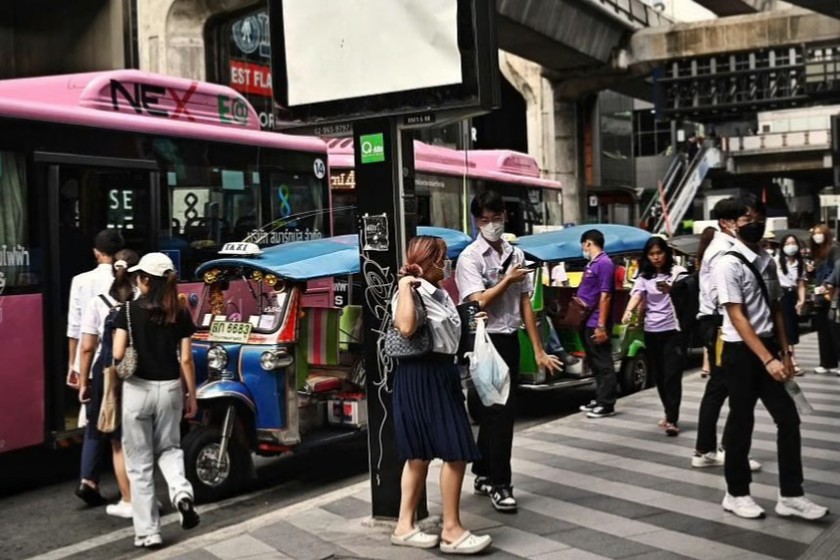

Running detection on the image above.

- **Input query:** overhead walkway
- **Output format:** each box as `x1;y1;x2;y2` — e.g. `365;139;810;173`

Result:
496;0;670;74
722;130;832;174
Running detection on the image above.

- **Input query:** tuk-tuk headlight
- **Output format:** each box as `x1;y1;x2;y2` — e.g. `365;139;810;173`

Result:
261;349;294;370
207;346;228;371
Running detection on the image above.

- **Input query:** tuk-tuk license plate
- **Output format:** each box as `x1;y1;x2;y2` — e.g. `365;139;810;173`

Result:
208;321;253;343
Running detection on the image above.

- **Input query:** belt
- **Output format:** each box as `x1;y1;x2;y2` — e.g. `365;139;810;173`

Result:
724;336;777;347
399;353;457;364
488;332;519;339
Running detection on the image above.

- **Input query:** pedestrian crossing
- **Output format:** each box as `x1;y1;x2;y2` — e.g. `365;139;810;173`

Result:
157;333;840;560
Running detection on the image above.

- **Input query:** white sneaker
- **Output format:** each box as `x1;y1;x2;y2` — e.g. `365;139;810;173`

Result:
691;451;724;468
814;366;828;374
106;500;132;519
695;449;762;472
775;495;829;520
133;534;163;548
722;493;765;519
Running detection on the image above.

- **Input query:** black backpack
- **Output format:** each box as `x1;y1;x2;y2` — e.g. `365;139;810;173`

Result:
670;271;700;333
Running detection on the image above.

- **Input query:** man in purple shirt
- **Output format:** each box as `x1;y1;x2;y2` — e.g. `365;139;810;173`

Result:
577;229;618;418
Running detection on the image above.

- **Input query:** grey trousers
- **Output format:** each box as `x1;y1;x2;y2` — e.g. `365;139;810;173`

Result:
122;377;193;538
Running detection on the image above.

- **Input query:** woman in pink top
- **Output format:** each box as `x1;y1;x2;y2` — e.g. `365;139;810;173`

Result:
622;237;688;436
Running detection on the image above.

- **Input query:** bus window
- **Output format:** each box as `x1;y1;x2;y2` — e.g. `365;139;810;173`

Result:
417;174;465;230
0;152;39;292
267;171;327;243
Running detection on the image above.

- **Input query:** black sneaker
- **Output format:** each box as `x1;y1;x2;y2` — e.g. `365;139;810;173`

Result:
579;400;598;413
556;351;581;366
490;486;517;512
586;405;616;418
177;497;200;530
474;476;492;496
75;482;107;507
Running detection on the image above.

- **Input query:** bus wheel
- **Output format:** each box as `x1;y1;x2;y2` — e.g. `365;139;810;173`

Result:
182;425;248;503
620;353;649;395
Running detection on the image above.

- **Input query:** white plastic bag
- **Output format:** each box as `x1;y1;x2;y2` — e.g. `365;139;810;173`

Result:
467;318;510;407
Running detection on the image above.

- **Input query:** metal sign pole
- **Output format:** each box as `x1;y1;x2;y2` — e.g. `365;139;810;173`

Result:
353;117;423;520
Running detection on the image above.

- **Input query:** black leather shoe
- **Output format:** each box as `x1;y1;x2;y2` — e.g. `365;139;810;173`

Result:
75;482;107;506
177;497;200;530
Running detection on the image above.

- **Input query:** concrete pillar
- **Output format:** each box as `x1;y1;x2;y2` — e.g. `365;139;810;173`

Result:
552;98;583;226
138;0;257;79
499;52;582;225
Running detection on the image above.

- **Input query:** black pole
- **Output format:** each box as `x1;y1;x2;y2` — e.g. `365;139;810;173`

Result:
353;117;423;520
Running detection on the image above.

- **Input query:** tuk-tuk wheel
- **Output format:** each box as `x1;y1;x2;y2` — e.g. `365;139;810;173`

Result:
182;424;249;503
620;352;649;395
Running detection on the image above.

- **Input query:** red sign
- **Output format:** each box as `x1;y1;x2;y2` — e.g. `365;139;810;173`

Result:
230;60;272;97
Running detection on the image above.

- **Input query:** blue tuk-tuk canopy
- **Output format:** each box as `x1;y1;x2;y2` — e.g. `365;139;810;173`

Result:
517;225;652;262
195;226;472;281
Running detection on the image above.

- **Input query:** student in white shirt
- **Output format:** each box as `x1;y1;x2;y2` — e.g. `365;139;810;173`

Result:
69;229;125;507
775;235;807;375
713;196;826;521
78;249;138;519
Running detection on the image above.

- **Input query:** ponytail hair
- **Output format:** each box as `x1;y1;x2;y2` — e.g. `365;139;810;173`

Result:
400;236;446;279
110;249;139;303
139;270;180;324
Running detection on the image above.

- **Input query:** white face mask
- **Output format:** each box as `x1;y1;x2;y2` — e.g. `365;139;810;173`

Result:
813;233;826;245
783;245;799;257
480;222;505;243
582;246;592;261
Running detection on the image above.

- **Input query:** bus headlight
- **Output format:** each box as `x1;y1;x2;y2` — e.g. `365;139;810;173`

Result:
261;349;293;370
207;346;228;371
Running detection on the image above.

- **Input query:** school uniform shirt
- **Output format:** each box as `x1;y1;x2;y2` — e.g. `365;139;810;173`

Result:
698;231;735;317
775;257;802;289
67;264;114;339
455;235;532;335
79;294;118;372
630;266;687;332
712;239;782;343
390;279;461;354
576;252;616;329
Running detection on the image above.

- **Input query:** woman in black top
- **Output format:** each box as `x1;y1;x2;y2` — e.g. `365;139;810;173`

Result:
113;253;199;549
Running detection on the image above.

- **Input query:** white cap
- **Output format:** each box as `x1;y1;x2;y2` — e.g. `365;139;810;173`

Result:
129;252;175;277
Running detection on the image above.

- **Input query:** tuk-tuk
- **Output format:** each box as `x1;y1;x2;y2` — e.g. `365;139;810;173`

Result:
514;225;652;395
183;227;471;502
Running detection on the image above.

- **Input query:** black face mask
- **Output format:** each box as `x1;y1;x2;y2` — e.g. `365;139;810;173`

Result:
739;222;766;244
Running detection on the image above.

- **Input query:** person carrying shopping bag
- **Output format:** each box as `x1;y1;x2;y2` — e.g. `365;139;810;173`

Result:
112;253;199;549
622;238;687;436
78;249;139;518
388;235;492;555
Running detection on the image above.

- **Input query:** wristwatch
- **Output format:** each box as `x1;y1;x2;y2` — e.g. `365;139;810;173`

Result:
596;325;606;331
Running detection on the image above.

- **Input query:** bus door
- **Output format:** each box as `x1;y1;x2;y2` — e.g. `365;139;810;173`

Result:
41;154;160;437
503;197;525;236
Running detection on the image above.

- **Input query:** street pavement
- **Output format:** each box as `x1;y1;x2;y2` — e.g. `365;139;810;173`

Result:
134;331;840;560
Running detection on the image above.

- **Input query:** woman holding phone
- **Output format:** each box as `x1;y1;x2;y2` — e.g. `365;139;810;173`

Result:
622;237;688;436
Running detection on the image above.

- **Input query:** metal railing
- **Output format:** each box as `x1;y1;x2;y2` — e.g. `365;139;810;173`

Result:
640;154;686;229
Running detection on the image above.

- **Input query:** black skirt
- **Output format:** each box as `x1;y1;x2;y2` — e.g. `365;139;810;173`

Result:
392;358;480;463
781;289;800;346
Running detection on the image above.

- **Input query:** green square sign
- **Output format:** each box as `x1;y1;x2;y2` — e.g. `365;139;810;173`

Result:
360;133;385;164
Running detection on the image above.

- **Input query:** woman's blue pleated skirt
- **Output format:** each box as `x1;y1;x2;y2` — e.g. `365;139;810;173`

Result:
392;359;480;463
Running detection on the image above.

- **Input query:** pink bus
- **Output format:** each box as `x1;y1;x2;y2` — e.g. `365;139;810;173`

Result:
0;70;331;455
327;138;564;236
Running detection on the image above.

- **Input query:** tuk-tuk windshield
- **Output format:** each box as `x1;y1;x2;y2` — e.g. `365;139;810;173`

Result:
195;272;289;334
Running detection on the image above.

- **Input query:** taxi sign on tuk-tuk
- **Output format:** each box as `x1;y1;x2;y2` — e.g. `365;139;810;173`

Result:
219;242;262;256
208;320;253;343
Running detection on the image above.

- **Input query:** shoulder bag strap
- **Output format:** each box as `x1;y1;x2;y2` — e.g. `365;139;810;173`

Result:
125;300;134;348
725;251;771;310
99;294;116;309
411;286;429;326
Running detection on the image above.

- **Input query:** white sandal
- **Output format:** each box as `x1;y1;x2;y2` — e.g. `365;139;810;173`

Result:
391;527;439;549
440;530;492;555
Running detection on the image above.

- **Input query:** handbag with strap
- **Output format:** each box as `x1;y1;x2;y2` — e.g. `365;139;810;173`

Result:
115;300;138;380
96;295;121;433
384;287;433;359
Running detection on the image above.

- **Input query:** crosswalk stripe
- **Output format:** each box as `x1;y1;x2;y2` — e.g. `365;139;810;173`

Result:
515;436;838;535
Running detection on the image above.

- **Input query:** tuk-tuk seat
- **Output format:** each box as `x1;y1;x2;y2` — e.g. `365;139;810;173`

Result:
303;308;340;366
339;305;363;350
304;374;343;394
